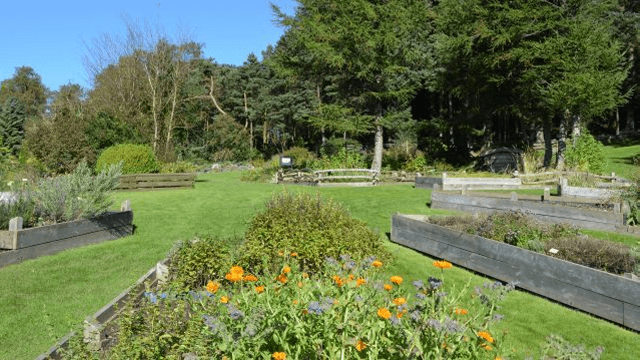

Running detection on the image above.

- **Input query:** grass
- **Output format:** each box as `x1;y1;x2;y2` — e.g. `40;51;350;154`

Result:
0;172;637;359
604;143;640;179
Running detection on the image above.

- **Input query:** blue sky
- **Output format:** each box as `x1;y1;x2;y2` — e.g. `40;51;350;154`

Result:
0;0;297;91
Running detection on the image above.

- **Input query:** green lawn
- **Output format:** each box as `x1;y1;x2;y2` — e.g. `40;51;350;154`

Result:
0;172;638;359
604;143;640;179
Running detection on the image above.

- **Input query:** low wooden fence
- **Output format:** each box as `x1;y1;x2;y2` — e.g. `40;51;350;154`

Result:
391;214;640;331
37;259;170;359
0;201;133;268
429;191;627;232
117;173;196;191
276;169;379;187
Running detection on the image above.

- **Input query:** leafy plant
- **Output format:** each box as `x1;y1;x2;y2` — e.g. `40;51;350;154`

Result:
31;161;122;225
545;236;637;275
74;256;512;359
311;148;367;170
240;192;389;274
565;130;606;174
0;190;35;230
96;144;159;174
283;146;316;169
541;334;604;360
159;161;197;174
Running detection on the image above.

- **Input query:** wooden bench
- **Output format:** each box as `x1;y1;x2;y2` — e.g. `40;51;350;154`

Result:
314;169;379;187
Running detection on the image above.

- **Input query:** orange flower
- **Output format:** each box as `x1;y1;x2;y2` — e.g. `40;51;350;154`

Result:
292;299;299;305
355;340;367;351
481;344;493;351
255;286;265;293
356;278;366;287
290;252;298;257
282;265;291;274
390;276;403;285
206;281;220;293
332;275;344;287
433;260;452;270
372;260;383;268
377;307;391;319
230;266;244;275
225;272;243;282
220;296;229;304
396;312;404;318
477;331;494;343
243;274;258;282
276;273;288;284
348;274;355;281
393;297;407;306
272;352;286;360
454;308;468;315
302;272;309;278
383;284;393;291
277;251;284;256
298;281;304;288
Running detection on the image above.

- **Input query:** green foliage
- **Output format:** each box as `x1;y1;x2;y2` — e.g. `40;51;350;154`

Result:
545;236;637;275
0;190;35;230
311;148;366;170
565;131;606;174
82;255;511;359
31;161;122;224
159;161;197;174
541;334;604;360
283;146;316;168
85;113;143;152
96;144;159;174
240;192;389;274
167;236;237;291
0;97;26;155
206;114;253;162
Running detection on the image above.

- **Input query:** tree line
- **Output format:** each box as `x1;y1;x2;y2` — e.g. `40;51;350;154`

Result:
1;0;639;174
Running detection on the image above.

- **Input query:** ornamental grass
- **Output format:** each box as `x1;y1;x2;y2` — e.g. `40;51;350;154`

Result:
61;254;514;359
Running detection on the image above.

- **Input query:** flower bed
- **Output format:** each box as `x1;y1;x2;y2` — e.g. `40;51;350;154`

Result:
390;214;640;331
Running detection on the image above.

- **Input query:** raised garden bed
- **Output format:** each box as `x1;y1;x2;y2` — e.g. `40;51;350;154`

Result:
429;190;630;232
390;214;640;331
116;173;196;191
0;201;133;268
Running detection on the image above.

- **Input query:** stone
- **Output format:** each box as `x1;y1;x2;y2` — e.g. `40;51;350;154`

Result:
211;163;221;171
9;217;22;231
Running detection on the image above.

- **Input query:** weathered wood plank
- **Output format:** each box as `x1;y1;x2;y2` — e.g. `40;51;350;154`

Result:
135;181;194;189
316;182;375;187
15;211;133;249
393;215;640;306
391;214;640;330
126;173;196;181
317;175;375;180
415;177;443;189
0;225;132;268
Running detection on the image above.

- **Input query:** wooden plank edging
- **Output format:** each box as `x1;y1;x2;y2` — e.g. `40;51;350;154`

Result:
390;214;640;331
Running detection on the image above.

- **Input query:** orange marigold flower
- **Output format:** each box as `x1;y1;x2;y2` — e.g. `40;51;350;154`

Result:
390;276;403;285
356;278;366;287
433;260;452;270
393;297;407;306
282;265;291;274
454;308;468;315
278;251;284;256
276;273;288;284
477;331;494;343
290;252;298;257
243;274;258;282
396;312;404;319
332;275;344;287
298;281;304;288
230;266;244;275
255;286;265;293
372;260;383;268
348;274;355;281
383;284;393;291
206;281;220;293
302;272;309;278
292;299;299;305
225;272;243;282
481;344;493;351
272;352;286;360
377;307;392;319
355;340;367;352
220;296;229;304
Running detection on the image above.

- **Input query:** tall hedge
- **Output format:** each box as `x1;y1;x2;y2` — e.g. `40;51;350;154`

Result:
96;144;159;174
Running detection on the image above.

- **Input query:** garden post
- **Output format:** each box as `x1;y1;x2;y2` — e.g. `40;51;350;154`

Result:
543;188;550;202
120;200;131;212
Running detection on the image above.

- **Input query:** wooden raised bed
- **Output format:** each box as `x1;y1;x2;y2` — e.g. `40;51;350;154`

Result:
36;260;169;359
0;201;133;268
390;214;640;331
429;190;627;232
117;173;196;191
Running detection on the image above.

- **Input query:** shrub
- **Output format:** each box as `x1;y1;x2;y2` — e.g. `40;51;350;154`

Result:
96;144;159;174
565;130;606;174
31;161;122;224
64;256;512;359
167;236;239;291
311;148;366;170
283;146;316;169
0;190;35;230
159;161;197;174
545;236;636;275
240;192;389;274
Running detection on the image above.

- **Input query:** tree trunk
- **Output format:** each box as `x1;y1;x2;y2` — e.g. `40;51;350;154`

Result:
250;119;254;149
571;114;581;145
371;124;384;173
543;119;553;169
627;107;635;132
556;113;568;170
615;108;620;136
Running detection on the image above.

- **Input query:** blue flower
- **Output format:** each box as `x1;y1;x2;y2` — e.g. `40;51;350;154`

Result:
143;292;158;304
426;318;442;331
308;301;324;315
412;280;424;290
428;277;442;289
